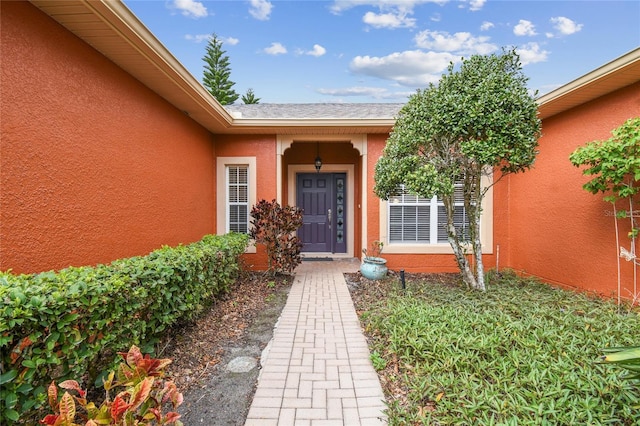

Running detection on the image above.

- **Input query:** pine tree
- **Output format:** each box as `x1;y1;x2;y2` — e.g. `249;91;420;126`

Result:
242;88;261;104
202;34;239;105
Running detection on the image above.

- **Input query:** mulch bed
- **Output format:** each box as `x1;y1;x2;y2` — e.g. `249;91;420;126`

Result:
159;271;293;392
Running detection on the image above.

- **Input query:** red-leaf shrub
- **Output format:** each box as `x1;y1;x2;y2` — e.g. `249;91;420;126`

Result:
41;346;183;426
250;199;303;275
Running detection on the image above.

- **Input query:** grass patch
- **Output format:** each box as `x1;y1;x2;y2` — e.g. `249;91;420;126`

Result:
355;271;639;425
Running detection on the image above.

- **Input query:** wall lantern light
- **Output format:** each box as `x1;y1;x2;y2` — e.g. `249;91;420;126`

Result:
314;142;322;172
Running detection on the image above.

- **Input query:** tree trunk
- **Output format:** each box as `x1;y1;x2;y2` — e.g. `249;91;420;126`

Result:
444;196;477;289
461;169;485;291
472;222;485;291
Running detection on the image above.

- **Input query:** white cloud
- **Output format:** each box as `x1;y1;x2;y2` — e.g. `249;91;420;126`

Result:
330;0;442;14
516;42;549;65
223;37;239;46
350;50;458;87
430;13;441;22
414;30;497;55
264;42;287;55
550;16;583;35
468;0;486;12
297;45;327;56
171;0;208;18
514;20;537;36
480;21;494;31
363;11;416;28
249;0;273;21
306;44;327;57
330;0;446;30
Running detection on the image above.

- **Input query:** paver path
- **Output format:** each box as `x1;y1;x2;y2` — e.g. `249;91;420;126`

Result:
245;259;387;426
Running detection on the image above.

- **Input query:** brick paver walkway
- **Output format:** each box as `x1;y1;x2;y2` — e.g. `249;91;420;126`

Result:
245;259;387;426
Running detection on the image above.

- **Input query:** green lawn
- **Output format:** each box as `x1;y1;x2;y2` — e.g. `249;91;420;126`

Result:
354;271;639;425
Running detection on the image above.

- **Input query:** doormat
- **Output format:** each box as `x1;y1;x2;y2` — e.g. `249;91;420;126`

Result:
302;257;333;261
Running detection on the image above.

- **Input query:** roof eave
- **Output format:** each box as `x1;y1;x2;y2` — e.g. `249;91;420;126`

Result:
537;47;640;120
222;119;396;135
233;118;395;127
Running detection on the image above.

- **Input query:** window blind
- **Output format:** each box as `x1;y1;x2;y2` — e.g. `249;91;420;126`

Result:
227;165;249;234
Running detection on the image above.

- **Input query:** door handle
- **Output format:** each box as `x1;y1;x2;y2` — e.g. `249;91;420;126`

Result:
327;209;332;227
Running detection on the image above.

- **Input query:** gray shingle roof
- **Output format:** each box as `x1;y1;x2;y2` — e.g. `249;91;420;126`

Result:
224;103;404;120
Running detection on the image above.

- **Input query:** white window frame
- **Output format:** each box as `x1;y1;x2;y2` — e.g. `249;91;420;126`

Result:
217;157;256;253
379;173;493;254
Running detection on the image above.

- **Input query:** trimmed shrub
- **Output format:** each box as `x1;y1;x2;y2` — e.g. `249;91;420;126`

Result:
0;233;248;424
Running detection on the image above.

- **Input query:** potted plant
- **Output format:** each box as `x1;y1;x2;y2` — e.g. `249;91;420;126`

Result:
360;240;388;280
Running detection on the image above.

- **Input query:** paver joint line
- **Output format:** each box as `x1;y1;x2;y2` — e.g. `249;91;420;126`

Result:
245;260;387;425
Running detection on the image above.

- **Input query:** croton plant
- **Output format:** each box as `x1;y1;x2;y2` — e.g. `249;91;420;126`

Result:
41;345;183;426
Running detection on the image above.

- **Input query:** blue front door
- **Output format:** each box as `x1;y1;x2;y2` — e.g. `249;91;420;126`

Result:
297;173;346;253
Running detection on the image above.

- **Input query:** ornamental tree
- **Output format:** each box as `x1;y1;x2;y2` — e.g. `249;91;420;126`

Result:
569;117;640;236
569;117;640;302
202;34;239;105
374;49;541;291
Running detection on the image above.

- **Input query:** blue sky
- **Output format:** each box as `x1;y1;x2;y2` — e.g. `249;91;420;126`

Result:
122;0;639;103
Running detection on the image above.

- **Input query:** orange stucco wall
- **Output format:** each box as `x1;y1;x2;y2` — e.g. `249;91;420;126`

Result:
214;134;278;270
506;82;640;298
1;2;216;274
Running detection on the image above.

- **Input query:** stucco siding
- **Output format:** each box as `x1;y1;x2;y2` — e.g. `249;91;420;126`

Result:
507;82;640;297
1;1;216;273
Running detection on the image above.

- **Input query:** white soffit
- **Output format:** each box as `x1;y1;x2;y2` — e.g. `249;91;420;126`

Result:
537;47;640;119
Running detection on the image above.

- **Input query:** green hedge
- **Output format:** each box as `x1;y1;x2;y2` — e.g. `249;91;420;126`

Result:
0;233;248;424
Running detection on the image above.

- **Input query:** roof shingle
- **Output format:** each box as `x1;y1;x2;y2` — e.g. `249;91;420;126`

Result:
224;103;404;120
